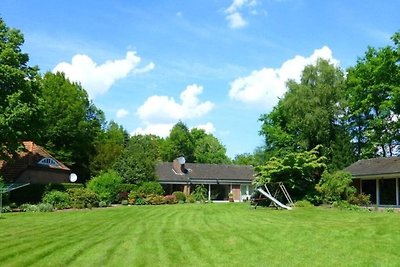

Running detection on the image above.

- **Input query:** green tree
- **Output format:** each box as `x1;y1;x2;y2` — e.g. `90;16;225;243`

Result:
259;59;353;170
37;72;105;180
345;31;400;158
254;145;327;201
0;18;40;159
113;135;161;184
191;128;231;164
86;170;123;204
162;122;195;162
233;153;255;165
315;170;355;204
89;121;129;176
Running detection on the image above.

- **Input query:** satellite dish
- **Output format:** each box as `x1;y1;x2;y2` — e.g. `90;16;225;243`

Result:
177;156;186;165
69;173;77;183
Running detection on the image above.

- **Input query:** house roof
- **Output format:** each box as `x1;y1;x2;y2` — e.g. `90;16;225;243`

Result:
0;141;70;182
345;157;400;178
156;162;254;184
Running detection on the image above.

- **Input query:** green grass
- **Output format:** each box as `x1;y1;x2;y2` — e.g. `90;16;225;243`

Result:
1;204;400;266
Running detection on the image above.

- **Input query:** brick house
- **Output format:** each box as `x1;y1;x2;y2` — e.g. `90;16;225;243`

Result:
0;141;71;184
156;161;255;202
346;157;400;206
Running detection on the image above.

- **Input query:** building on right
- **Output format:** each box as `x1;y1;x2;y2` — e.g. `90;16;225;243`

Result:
345;157;400;206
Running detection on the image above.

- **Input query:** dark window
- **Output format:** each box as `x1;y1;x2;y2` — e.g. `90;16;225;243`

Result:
362;179;376;204
380;179;396;205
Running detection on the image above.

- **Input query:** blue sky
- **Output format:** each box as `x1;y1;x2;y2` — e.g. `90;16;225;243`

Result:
1;0;399;158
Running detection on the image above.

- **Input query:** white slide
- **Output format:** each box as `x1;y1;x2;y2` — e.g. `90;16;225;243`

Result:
257;188;292;210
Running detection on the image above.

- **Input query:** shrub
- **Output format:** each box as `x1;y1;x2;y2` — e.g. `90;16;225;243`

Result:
163;195;177;204
137;182;164;196
135;197;146;205
192;185;207;203
87;170;123;204
99;201;108;207
172;191;186;202
20;204;40;212
67;188;99;209
186;194;195;203
294;200;313;207
145;194;164;205
37;203;54;212
348;193;371;206
332;200;361;211
316;171;356;204
42;190;70;209
116;184;137;202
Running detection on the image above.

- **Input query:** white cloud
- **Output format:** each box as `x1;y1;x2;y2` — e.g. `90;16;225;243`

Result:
53;51;154;99
224;0;258;29
132;123;175;137
226;12;247;29
193;122;216;134
116;108;129;119
137;84;214;122
133;84;215;138
229;46;339;109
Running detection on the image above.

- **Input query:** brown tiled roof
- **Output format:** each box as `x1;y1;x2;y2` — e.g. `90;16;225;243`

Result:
0;141;70;182
156;162;254;184
345;157;400;178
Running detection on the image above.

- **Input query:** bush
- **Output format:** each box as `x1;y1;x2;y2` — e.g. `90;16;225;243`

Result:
137;182;164;196
172;191;186;202
145;194;164;205
87;170;123;204
316;171;356;204
163;195;177;204
42;190;70;209
348;193;371;206
20;204;40;212
332;200;361;211
186;194;195;203
67;188;99;209
294;200;313;207
192;185;207;203
99;201;108;207
37;203;54;212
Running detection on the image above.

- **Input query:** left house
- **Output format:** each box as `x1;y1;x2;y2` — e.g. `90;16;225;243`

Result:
0;141;71;184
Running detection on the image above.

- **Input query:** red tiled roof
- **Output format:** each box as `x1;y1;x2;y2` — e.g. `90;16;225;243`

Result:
0;141;70;182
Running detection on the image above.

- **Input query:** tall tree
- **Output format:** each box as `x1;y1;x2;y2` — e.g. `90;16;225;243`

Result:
113;135;161;184
37;72;105;180
162;122;195;162
191;128;231;164
89;121;129;177
345;31;400;158
0;18;40;159
259;59;353;170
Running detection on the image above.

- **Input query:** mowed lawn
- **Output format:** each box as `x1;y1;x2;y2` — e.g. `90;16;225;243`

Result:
1;204;400;267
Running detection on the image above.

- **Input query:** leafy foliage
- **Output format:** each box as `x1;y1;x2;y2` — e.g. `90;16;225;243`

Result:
345;31;400;158
113;135;161;184
86;170;124;204
0;18;41;159
90;121;128;176
192;184;208;203
67;188;99;209
37;72;105;180
254;145;327;200
315;171;356;204
191;128;231;164
259;59;353;170
42;190;70;209
162;122;195;162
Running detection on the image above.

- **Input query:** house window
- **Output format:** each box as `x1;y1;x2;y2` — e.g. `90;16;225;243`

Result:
361;179;376;204
380;179;396;205
38;157;60;168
